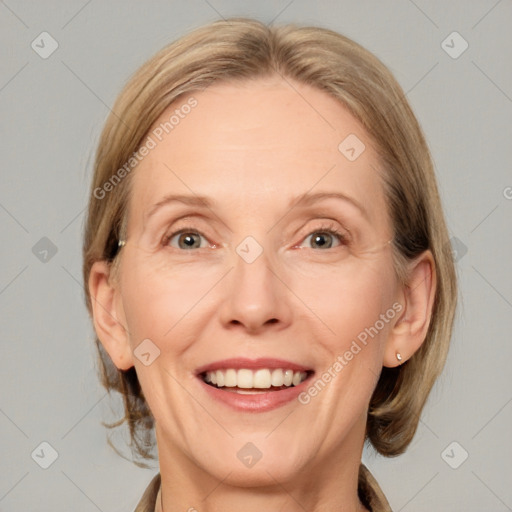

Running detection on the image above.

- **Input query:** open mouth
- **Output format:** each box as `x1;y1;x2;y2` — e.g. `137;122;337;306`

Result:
200;368;314;394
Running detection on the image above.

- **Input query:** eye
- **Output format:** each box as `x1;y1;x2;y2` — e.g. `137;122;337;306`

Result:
164;228;210;250
299;224;348;250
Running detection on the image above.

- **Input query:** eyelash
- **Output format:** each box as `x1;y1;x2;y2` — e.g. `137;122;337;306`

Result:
162;222;349;250
302;223;349;249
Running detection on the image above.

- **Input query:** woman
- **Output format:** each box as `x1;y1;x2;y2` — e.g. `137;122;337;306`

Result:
83;18;457;511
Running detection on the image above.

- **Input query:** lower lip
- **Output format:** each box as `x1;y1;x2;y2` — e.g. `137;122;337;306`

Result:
198;374;314;412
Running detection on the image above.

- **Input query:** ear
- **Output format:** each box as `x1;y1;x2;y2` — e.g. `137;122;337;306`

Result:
88;260;134;370
383;250;437;368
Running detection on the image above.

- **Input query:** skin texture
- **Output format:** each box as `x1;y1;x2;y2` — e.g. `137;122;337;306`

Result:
89;76;436;512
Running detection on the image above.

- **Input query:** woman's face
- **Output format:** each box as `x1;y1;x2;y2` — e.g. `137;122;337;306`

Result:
113;77;402;484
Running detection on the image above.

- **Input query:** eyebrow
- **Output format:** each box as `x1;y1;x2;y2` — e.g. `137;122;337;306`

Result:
145;191;369;222
145;194;213;221
287;191;369;220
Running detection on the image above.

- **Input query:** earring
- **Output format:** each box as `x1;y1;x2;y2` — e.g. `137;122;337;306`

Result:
396;352;402;362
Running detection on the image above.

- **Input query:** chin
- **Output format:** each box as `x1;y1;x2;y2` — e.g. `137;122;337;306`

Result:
195;437;313;488
211;459;306;488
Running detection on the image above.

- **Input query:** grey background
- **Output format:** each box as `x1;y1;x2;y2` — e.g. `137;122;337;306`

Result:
1;0;511;510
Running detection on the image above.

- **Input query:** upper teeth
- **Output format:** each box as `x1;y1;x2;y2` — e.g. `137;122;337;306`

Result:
203;368;308;389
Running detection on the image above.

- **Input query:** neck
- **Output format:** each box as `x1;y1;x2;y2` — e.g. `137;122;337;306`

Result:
154;422;369;512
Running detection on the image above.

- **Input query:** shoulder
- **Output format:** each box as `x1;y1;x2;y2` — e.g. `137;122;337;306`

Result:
133;466;392;512
358;463;392;512
134;473;160;512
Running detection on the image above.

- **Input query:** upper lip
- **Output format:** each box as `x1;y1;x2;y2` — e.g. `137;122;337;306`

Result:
195;358;314;376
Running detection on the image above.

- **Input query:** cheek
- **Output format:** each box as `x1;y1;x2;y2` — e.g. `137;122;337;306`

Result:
118;253;220;346
291;259;396;356
119;248;397;359
308;258;393;307
117;256;210;420
294;263;397;417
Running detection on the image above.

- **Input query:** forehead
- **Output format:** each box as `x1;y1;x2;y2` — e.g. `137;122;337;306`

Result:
128;77;388;231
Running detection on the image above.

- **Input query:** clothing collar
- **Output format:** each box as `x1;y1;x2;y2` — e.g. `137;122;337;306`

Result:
134;463;392;511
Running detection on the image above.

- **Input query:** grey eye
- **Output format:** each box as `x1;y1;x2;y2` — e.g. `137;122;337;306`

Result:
167;231;207;250
303;231;342;249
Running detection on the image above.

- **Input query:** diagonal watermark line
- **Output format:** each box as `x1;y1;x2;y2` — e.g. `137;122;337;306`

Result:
407;0;439;28
163;267;234;337
0;61;29;93
162;367;233;438
201;0;226;20
471;266;512;308
472;61;512;104
61;471;105;511
398;472;439;511
0;0;29;28
472;0;503;29
61;0;93;29
0;407;28;438
201;470;233;501
0;472;29;503
61;392;108;439
417;415;439;439
61;60;130;129
60;206;86;233
61;264;85;289
0;201;29;233
264;470;308;511
386;62;439;116
405;62;440;95
264;409;295;438
162;163;231;233
0;265;28;296
472;395;512;439
266;266;336;335
269;0;296;25
472;471;512;510
266;164;336;234
470;204;499;233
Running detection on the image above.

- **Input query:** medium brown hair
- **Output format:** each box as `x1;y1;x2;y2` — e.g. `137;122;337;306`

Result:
83;18;457;467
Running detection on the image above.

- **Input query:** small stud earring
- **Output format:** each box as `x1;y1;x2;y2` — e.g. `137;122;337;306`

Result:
118;240;126;247
396;352;402;362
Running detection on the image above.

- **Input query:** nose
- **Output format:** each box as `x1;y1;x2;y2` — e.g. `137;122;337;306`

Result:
218;243;293;334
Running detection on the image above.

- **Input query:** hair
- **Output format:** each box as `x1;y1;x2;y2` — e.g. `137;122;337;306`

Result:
82;18;457;467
